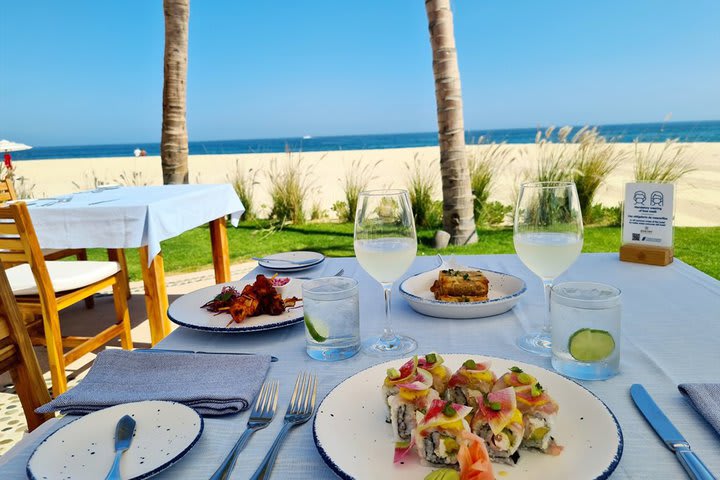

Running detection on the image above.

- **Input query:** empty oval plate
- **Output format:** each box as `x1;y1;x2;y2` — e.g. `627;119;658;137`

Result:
399;265;527;319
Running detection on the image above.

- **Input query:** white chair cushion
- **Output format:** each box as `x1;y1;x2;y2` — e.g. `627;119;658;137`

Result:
6;261;121;295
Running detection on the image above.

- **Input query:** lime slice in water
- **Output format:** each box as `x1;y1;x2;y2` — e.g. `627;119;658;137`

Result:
304;315;329;343
568;328;615;362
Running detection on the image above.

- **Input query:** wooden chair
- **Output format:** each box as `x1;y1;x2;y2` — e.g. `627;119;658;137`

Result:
0;202;133;396
0;178;131;304
0;260;54;431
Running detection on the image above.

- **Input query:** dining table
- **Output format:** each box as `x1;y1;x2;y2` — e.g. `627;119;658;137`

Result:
25;184;245;345
1;253;719;479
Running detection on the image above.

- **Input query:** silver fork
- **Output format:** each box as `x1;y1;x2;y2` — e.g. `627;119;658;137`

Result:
249;372;318;480
210;379;279;480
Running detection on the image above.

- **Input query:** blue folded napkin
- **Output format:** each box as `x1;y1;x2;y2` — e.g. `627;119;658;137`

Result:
36;350;271;416
678;383;720;436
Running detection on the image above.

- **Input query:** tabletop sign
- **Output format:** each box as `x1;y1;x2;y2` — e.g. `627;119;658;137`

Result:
619;182;674;266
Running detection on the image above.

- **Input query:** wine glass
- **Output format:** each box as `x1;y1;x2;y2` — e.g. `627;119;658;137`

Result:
354;189;418;356
513;181;584;356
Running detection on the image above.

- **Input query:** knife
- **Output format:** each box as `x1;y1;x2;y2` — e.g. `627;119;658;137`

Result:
137;348;278;362
630;384;716;480
104;415;136;480
252;257;319;266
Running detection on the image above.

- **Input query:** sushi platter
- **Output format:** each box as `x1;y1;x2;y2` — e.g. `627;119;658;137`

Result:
313;354;622;479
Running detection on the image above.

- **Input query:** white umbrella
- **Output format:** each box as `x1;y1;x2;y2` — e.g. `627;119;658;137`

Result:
0;139;32;152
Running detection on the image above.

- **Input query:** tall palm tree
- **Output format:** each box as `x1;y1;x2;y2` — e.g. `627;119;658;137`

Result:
161;0;190;184
425;0;477;244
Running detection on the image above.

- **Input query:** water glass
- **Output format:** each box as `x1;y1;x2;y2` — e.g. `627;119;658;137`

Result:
550;282;621;380
302;277;360;361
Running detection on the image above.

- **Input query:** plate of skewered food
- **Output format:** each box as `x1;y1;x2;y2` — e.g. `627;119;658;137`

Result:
167;274;304;333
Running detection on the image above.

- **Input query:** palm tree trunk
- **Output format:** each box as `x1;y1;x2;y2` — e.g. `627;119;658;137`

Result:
425;0;477;245
161;0;190;185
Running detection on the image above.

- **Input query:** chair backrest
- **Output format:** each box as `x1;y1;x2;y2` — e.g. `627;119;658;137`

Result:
0;203;56;299
0;258;53;431
0;177;18;203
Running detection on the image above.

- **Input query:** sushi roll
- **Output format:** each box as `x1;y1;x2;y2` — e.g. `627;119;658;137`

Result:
417;352;452;396
515;383;563;456
492;366;537;392
382;356;420;422
413;399;474;467
388;368;440;441
445;359;497;409
470;387;524;465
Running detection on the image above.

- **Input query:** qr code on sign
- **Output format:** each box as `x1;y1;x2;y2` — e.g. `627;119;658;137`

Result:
632;233;640;241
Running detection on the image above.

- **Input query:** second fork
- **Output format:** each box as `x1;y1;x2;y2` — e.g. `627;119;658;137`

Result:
210;379;279;480
250;372;318;480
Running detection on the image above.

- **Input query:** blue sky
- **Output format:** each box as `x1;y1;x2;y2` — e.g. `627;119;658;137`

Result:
1;0;718;146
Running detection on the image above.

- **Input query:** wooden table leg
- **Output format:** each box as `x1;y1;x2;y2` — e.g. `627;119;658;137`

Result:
139;247;170;345
108;248;132;299
209;217;231;284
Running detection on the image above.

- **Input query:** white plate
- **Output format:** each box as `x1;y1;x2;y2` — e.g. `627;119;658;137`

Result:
28;401;203;480
313;354;622;480
399;264;527;318
168;278;304;333
257;251;325;272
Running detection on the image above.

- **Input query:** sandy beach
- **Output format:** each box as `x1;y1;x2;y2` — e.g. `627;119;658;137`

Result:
13;142;720;227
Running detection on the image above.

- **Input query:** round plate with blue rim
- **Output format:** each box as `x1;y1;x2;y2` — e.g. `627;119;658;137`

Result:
313;354;623;480
168;278;304;333
399;265;527;319
27;401;203;480
257;251;325;272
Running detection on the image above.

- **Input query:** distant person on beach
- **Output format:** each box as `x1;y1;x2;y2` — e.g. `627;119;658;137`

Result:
140;149;147;156
133;148;141;157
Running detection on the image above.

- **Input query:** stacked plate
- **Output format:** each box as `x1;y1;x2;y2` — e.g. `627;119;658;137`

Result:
256;251;325;272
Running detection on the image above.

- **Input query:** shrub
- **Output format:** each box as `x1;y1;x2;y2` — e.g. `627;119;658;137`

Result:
117;170;151;186
584;203;622;226
310;200;327;221
526;126;624;223
405;154;438;228
331;200;349;222
227;159;259;220
426;200;444;229
267;153;314;224
12;175;36;199
633;139;696;183
530;126;574;183
468;138;516;225
480;201;513;226
570;127;625;223
341;158;381;223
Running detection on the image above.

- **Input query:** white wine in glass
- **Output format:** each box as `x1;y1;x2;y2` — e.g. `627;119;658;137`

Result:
514;181;583;356
354;189;418;356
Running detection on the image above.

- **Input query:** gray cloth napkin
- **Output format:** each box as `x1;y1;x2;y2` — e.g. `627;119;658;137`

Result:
678;383;720;436
36;350;271;416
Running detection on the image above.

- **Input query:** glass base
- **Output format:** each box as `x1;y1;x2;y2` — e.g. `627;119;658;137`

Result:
517;332;552;357
363;334;417;357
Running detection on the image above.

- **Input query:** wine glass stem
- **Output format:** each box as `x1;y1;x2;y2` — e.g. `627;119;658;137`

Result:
542;278;553;335
381;282;395;342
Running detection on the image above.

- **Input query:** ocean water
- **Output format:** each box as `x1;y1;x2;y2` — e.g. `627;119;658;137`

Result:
11;120;720;161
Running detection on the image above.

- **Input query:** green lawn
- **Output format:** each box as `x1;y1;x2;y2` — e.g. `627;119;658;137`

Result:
87;222;720;281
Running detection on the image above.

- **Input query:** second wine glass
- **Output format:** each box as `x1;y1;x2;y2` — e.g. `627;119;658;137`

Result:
354;189;417;356
513;181;584;356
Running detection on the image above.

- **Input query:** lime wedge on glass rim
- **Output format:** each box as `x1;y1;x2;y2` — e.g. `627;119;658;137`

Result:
568;328;615;362
304;315;329;343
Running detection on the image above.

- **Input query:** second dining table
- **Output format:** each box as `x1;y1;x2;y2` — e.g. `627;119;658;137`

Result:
1;253;719;479
26;184;245;345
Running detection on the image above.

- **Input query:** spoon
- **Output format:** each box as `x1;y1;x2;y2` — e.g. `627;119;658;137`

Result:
104;415;136;480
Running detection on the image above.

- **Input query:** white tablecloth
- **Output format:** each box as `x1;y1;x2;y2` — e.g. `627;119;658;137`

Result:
26;184;245;263
1;254;719;479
